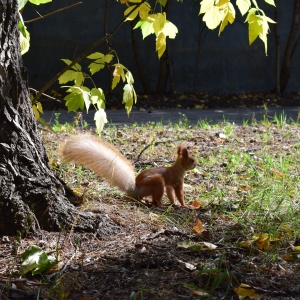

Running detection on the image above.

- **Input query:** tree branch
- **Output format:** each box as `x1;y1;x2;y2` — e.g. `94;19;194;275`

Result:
34;0;148;102
25;2;83;24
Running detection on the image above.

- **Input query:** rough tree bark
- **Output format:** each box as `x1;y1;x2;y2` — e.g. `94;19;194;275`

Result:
0;0;121;236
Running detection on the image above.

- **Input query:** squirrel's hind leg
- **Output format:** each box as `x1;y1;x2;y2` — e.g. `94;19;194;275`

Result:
136;174;165;207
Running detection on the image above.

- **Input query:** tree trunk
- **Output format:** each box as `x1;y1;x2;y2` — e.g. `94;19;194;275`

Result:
0;0;121;237
279;0;300;94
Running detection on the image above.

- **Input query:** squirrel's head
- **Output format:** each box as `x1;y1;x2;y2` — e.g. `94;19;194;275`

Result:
177;145;198;171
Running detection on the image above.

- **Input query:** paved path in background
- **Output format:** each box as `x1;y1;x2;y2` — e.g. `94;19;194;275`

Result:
43;107;300;127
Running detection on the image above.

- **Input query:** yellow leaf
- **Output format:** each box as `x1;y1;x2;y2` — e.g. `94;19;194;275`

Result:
156;32;166;58
236;0;251;16
246;9;275;55
278;225;292;233
253;233;270;251
202;5;224;30
292;245;300;252
139;2;151;20
162;20;178;39
32;105;40;120
234;283;259;299
124;5;139;21
72;188;83;195
199;0;215;15
153;13;166;36
240;240;253;248
246;10;261;45
112;76;120;90
218;2;236;35
36;101;43;114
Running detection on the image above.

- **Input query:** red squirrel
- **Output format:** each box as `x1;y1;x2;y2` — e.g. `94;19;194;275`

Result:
60;135;197;207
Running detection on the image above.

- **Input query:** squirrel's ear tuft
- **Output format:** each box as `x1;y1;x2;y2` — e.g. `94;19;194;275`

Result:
177;145;188;157
181;148;188;158
177;145;183;156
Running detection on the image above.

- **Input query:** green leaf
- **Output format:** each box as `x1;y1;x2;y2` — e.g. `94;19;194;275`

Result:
19;245;56;276
58;62;84;85
236;0;251;16
64;92;84;112
18;15;30;55
86;52;105;60
81;86;91;111
90;88;106;110
58;70;78;84
64;86;89;112
29;0;52;5
61;59;82;71
104;54;114;63
94;109;108;134
134;20;154;39
134;19;144;29
74;71;85;86
87;53;113;75
88;61;105;75
123;84;136;115
19;24;30;55
32;255;56;275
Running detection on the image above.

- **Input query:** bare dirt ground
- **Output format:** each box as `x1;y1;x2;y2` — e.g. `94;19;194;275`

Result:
1;116;300;299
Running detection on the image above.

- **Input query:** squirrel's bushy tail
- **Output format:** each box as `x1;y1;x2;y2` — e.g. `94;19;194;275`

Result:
60;135;136;193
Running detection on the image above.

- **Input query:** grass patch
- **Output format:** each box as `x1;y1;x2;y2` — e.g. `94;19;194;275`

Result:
2;116;300;299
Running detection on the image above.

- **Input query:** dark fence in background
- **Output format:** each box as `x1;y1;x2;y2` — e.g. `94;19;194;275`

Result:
22;0;299;95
